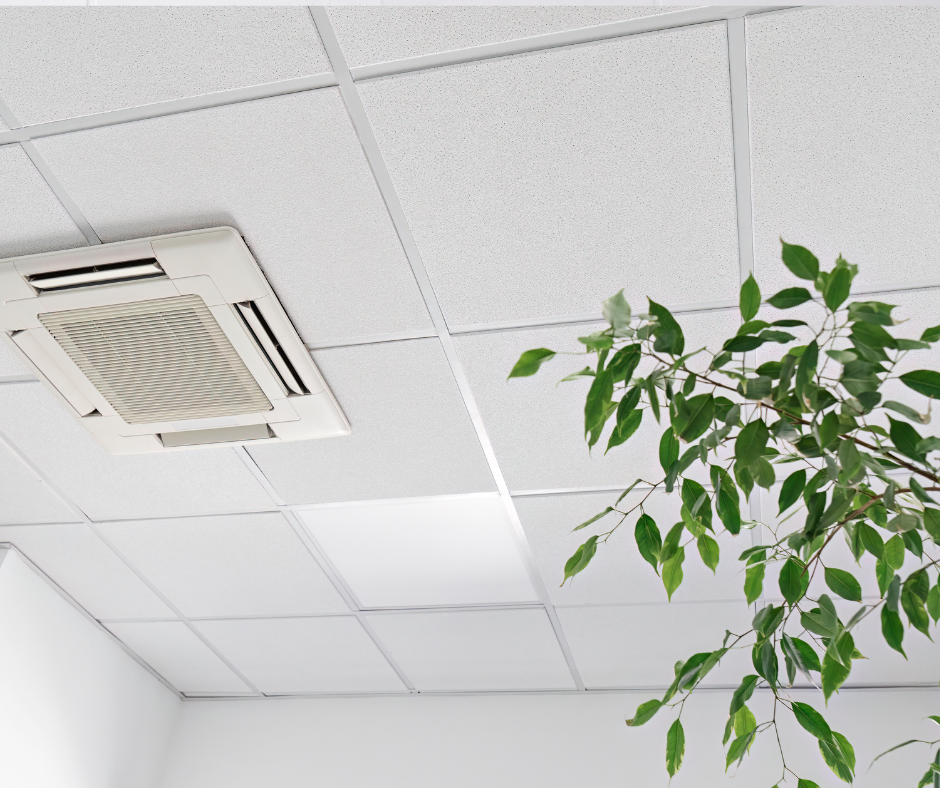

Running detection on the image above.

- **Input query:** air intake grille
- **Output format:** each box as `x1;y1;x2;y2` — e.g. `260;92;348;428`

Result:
39;295;272;424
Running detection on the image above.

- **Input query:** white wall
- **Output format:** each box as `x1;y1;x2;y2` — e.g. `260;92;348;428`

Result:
158;684;939;788
0;548;181;788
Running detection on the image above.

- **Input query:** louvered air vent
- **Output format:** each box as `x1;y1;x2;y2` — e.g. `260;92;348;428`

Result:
0;227;350;454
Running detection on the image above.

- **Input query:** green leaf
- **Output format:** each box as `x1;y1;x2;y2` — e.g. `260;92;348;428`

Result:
796;340;819;400
927;584;940;623
584;370;614;448
756;637;778;686
625;698;662;727
725;731;756;772
733;703;757;740
875;558;895;597
648;299;685;356
818;411;841;449
711;465;741;535
572;506;613;532
900;370;940;399
925;508;940;543
697;534;720;573
724;334;766;353
782;634;821;679
889;417;925;461
779;557;809;605
744;553;766;606
562;536;598;584
676;393;715;443
921;324;940;343
659;522;684;563
887;573;901;612
662;546;685;601
606;392;643;453
821;652;849;703
602;289;632;335
659;429;680;474
607;344;641;383
768;286;813;309
824;568;862;602
820;730;855;782
740;273;761;322
781;241;820;281
779;469;806;514
681;479;712;530
880;605;906;658
858;522;885;560
735;419;769;467
728;675;760;717
559;366;595;383
824;265;853;311
792;701;833;740
635;514;662;575
797;780;821;788
738;375;774;400
665;719;685;777
883;400;927;423
884;534;905;570
902;581;932;637
646;376;660;423
910;477;936;504
509;348;555;378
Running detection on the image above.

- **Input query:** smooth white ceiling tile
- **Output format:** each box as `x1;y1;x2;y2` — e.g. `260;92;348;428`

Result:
358;23;739;326
301;494;537;608
0;524;173;620
249;339;495;504
367;608;574;691
0;145;87;258
106;620;252;695
195;617;406;694
329;6;677;66
557;602;753;688
33;90;432;345
748;8;940;294
517;490;749;607
0;440;78;525
97;513;348;618
453;309;740;492
0;383;275;521
0;8;330;125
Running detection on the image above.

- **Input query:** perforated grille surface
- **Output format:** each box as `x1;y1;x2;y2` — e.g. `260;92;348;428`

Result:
40;295;272;424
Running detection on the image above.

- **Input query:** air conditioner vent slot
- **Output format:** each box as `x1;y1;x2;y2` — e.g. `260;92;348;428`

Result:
160;423;273;448
235;301;309;396
29;258;166;292
39;295;272;424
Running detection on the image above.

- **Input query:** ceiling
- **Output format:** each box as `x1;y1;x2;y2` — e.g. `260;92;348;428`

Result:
0;5;938;699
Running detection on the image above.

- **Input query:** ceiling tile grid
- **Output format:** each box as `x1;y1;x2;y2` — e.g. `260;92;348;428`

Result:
357;21;740;327
0;6;938;699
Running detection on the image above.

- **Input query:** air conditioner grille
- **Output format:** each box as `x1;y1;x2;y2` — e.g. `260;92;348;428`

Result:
39;295;272;424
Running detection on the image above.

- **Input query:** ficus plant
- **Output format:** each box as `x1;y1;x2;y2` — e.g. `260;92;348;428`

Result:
509;240;940;786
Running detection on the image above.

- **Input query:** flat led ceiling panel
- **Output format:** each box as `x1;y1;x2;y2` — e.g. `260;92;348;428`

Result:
301;494;539;608
0;227;349;453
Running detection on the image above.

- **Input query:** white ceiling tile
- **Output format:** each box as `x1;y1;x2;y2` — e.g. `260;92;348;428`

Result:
0;8;330;125
557;602;753;688
249;339;495;504
0;439;78;525
748;8;940;294
366;608;574;691
0;383;275;520
105;620;252;694
195;617;407;694
0;144;87;258
453;310;740;492
0;524;173;620
517;490;748;607
329;6;677;67
32;90;432;345
96;513;348;618
301;494;537;608
357;23;739;326
0;341;29;377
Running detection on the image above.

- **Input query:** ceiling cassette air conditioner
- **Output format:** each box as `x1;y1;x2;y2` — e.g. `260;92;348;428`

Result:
0;227;350;454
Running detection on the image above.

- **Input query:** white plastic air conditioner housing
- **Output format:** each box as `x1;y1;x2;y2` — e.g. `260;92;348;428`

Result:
0;227;350;454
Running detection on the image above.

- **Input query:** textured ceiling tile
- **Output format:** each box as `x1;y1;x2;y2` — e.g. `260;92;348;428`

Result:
557;603;752;688
0;145;87;258
0;383;275;521
358;23;739;326
0;341;29;377
96;513;348;618
300;494;537;608
106;620;252;695
0;524;173;619
195;617;406;694
366;608;575;691
329;6;678;66
0;8;330;125
453;309;739;492
748;8;940;294
33;90;432;345
0;438;78;525
248;339;494;504
516;491;745;606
